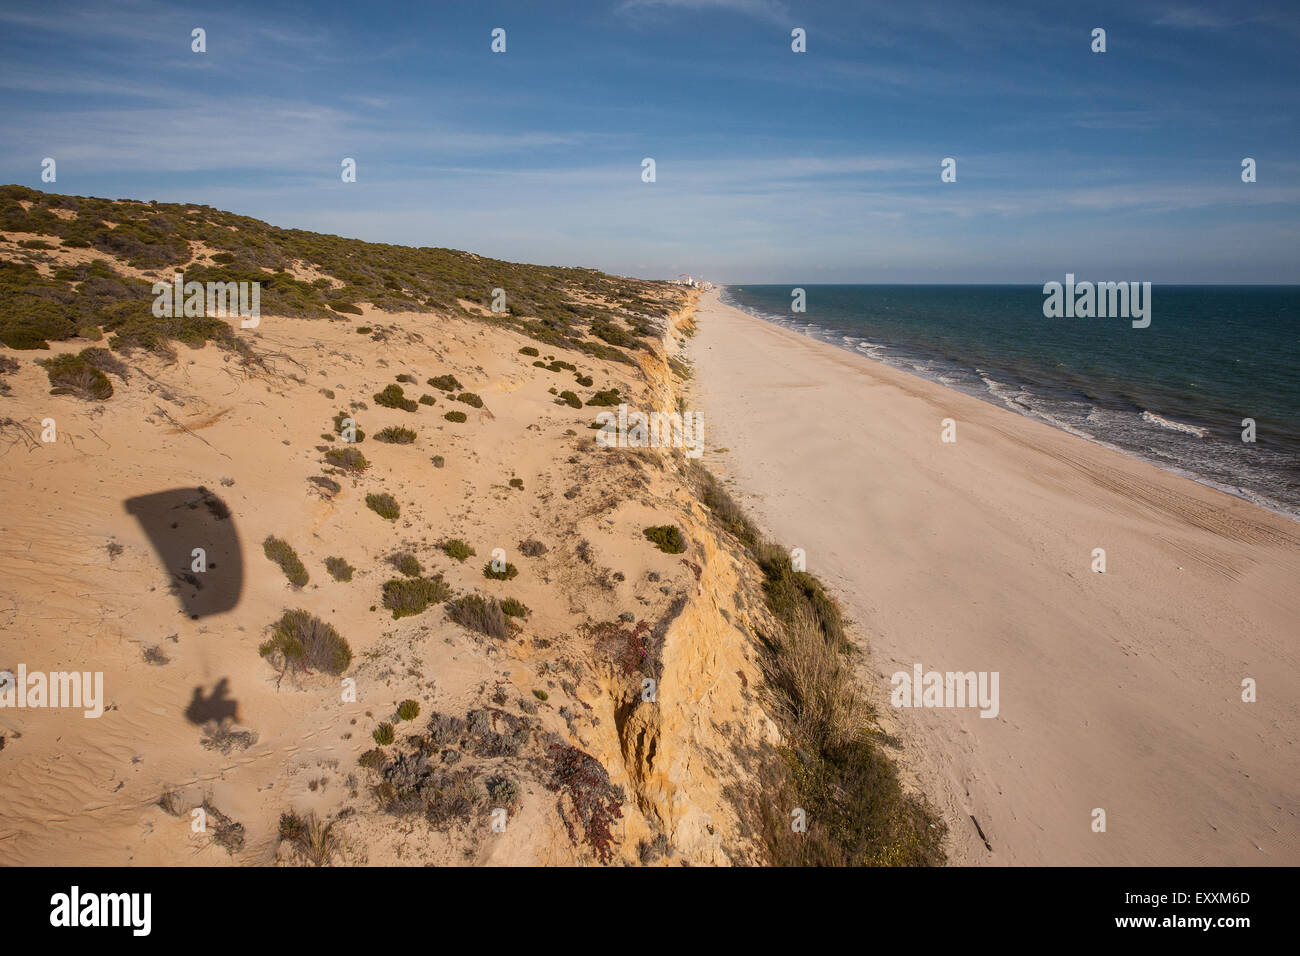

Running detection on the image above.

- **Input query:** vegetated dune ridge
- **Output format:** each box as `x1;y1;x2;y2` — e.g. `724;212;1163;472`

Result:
0;189;942;866
689;288;1300;867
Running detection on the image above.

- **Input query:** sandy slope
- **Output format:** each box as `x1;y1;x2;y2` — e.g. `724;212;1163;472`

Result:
0;296;779;866
689;290;1300;866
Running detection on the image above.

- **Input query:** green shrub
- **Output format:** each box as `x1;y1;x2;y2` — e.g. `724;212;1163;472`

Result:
38;351;113;400
324;446;368;472
441;539;475;561
329;302;362;315
332;410;364;442
575;374;593;387
447;593;507;639
263;535;309;586
508;477;524;490
586;389;621;407
366;492;400;519
325;556;354;581
519;346;539;357
382;574;452;618
456;392;483;408
500;597;530;618
391;552;421;577
418;393;436;405
431;455;445;468
259;609;351;675
483;561;519;581
356;326;372;334
397;699;420;721
373;722;395;746
444;410;467;423
643;525;686;554
374;384;417;412
533;689;548;701
358;748;385;769
396;373;413;383
427;374;461;391
375;425;417;444
557;390;581;408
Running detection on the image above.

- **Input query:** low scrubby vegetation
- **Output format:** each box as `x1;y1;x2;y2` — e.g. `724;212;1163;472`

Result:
427;374;461;392
447;593;507;639
456;392;483;408
382;574;452;619
263;535;309;587
643;525;686;554
444;410;467;423
390;552;421;577
483;561;519;581
365;492;401;520
38;351;113;400
325;556;354;581
374;384;417;412
586;389;621;407
375;425;417;444
0;185;685;358
441;538;475;561
324;446;368;473
259;609;352;676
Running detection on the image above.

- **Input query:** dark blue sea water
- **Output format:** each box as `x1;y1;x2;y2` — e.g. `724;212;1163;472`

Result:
721;284;1300;518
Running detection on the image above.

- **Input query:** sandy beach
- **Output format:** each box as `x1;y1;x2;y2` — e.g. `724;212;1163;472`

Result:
689;289;1300;866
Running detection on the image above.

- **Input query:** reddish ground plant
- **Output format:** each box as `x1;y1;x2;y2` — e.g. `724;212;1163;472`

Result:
546;744;624;864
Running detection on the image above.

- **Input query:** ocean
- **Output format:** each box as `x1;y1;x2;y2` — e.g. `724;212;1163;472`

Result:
721;284;1300;518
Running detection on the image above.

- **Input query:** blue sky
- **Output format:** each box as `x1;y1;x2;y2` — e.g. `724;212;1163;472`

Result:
1;0;1297;282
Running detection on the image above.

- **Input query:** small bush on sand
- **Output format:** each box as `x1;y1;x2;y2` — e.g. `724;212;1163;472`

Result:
366;492;400;520
356;326;372;334
456;392;483;408
519;346;539;357
259;609;352;676
518;538;548;557
500;597;530;618
444;410;467;423
357;748;385;770
575;373;594;387
324;446;368;473
643;525;686;554
310;475;341;494
38;351;113;400
558;390;582;408
391;552;421;577
325;556;354;581
483;561;519;581
332;410;365;442
373;722;395;745
431;455;445;468
586;389;621;407
263;535;309;586
441;539;475;561
375;425;417;444
533;689;548;701
447;593;507;640
396;374;413;383
397;699;420;721
374;384;417;412
419;393;436;405
427;374;462;392
382;574;452;619
508;477;524;490
279;811;338;866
